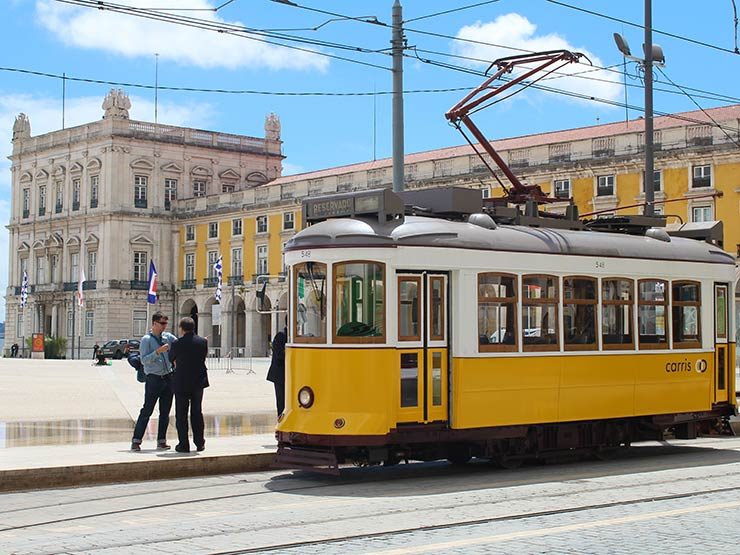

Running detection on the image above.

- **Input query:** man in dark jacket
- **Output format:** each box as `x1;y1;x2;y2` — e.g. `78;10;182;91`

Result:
267;327;287;417
168;317;209;453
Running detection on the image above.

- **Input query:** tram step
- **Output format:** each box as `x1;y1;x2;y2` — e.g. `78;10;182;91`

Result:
273;446;340;475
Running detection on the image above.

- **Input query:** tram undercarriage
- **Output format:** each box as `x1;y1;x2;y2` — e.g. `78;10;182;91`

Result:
274;407;735;474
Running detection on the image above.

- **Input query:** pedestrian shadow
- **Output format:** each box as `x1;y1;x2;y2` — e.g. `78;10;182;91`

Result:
157;452;199;458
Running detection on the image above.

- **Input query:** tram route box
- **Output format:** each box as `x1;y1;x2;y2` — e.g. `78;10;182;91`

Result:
398;187;483;219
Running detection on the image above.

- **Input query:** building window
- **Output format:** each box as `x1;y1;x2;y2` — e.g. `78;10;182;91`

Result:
134;175;148;208
643;170;662;192
481;187;490;199
85;310;94;337
522;275;559;351
231;247;242;277
222;183;235;193
256;245;268;275
35;256;45;284
185;253;195;281
232;218;242;236
638;279;668;348
333;261;385;343
70;252;79;282
283;212;295;230
398;276;421;341
22;188;30;218
207;251;218;280
257;215;268;233
133;251;147;282
72;179;81;210
16;313;23;339
133;310;148;337
692;165;711;188
186;225;195;241
672;281;701;349
596;175;614;196
691;205;713;222
87;251;97;281
478;273;518;352
164;178;177;210
193;180;206;197
55;181;63;213
50;254;58;283
554;179;570;199
208;222;218;239
602;278;634;350
67;310;74;337
563;277;597;350
90;175;99;208
38;185;46;215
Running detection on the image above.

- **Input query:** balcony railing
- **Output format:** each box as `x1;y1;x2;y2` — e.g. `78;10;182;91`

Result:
227;275;244;286
252;273;268;284
13;285;35;295
204;277;219;287
38;207;46;217
164;200;171;211
22;209;29;219
180;279;196;289
90;198;98;208
63;281;77;291
130;280;148;290
134;199;148;209
82;280;97;290
72;201;80;211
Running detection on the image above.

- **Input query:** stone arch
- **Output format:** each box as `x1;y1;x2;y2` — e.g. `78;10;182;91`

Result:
19;171;33;184
130;158;154;171
180;298;199;334
249;293;272;357
190;165;212;177
86;158;102;172
246;171;267;187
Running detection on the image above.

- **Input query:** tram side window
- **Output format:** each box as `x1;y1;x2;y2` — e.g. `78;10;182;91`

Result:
398;277;421;341
334;261;385;343
564;277;597;350
672;281;701;348
522;275;559;351
602;279;634;349
294;262;327;343
638;279;669;348
478;273;518;352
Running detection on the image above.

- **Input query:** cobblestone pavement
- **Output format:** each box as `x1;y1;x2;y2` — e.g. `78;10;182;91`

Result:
2;436;740;554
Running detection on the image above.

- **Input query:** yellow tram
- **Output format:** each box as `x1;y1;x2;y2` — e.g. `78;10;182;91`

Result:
274;187;736;472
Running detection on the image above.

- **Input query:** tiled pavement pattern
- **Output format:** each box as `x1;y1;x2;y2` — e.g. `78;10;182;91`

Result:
2;436;740;554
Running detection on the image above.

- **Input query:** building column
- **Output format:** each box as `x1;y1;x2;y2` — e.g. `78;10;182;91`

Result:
51;304;58;337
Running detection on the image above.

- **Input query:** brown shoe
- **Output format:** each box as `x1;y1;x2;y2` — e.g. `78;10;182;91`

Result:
130;442;141;452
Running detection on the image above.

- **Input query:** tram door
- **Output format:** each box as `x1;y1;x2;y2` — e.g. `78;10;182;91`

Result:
713;284;731;404
396;272;449;424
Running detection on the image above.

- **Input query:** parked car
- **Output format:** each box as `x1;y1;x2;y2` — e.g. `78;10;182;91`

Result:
100;339;139;359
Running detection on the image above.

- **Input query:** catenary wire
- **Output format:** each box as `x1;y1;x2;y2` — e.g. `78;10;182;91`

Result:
404;0;502;24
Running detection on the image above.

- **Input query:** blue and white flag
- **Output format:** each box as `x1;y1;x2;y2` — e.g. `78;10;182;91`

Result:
20;270;29;309
214;255;223;302
147;261;158;304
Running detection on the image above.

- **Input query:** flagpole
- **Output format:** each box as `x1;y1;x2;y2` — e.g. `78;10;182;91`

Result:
71;292;75;360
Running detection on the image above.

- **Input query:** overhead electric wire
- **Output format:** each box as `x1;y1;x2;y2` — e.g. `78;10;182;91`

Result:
404;0;502;24
656;67;740;148
54;0;391;71
544;0;740;56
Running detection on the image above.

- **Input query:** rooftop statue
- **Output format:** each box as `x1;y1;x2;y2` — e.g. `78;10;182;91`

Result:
102;89;131;120
12;113;31;140
265;112;281;141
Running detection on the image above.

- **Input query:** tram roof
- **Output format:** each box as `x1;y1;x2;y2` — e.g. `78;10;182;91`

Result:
286;215;735;265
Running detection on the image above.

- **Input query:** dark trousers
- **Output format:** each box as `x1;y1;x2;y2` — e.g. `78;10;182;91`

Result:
175;388;205;449
132;374;173;442
273;381;285;416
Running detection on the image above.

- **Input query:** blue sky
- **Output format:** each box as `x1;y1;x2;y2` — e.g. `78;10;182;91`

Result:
2;0;739;319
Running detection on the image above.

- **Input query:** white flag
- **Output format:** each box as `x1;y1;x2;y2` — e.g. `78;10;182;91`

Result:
77;268;85;307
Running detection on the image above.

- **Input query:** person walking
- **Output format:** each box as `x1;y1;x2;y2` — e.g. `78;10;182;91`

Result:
168;317;209;453
267;327;287;417
10;343;19;358
92;341;100;361
130;312;177;451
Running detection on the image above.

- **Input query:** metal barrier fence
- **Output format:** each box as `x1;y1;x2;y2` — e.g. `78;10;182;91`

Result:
206;348;254;374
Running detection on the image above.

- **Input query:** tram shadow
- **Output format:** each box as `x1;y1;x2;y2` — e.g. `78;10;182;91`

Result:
265;438;740;497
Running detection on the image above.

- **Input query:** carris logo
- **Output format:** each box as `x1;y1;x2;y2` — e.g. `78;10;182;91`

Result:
696;359;708;373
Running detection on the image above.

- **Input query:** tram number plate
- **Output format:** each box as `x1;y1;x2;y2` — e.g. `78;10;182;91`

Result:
595;261;605;269
301;250;312;259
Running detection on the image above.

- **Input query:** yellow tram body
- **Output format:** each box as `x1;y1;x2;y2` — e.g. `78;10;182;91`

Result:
275;188;737;472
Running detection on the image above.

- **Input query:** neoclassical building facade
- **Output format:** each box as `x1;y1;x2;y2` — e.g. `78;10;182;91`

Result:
6;92;740;358
6;90;284;357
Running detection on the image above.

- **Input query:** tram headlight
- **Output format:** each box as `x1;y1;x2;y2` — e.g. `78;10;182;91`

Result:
298;386;314;408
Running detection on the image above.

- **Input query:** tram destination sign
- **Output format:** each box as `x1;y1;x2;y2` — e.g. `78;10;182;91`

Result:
303;189;404;224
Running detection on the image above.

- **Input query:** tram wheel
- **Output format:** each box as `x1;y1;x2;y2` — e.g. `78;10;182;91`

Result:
494;454;523;469
447;445;472;465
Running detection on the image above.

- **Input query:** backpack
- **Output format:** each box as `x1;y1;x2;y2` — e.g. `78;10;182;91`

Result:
127;352;146;383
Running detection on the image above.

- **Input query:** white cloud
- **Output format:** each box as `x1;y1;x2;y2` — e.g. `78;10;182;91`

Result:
453;13;621;105
281;162;307;176
35;0;329;72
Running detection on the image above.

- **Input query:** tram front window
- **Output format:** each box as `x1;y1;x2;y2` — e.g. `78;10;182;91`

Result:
334;261;385;342
294;262;326;342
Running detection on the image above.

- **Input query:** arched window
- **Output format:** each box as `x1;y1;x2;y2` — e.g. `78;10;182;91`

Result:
563;276;597;350
672;281;701;348
638;279;669;348
522;275;559;351
602;278;634;350
477;273;517;352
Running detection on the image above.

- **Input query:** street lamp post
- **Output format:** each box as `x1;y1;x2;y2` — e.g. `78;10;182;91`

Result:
614;0;665;218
